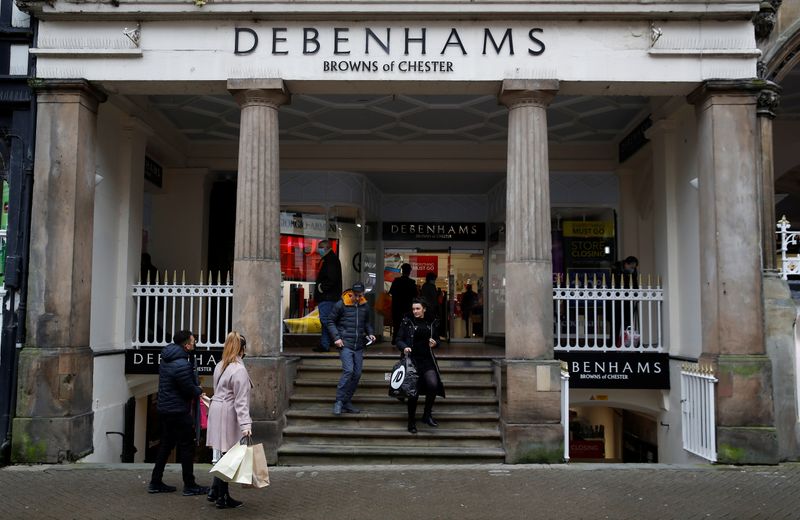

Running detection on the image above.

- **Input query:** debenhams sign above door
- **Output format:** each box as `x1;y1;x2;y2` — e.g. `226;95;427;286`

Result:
233;25;545;75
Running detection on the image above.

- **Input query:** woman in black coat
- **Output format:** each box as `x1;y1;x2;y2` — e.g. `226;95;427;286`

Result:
396;297;446;434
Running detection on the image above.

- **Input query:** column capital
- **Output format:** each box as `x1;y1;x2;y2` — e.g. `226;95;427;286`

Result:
227;79;290;108
499;79;559;109
756;81;781;119
33;79;107;111
687;79;764;107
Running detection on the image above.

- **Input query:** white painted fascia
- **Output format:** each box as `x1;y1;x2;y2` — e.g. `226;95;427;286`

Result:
20;1;762;21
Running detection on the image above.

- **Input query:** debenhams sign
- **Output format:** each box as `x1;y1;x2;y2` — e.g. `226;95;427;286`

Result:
233;25;546;74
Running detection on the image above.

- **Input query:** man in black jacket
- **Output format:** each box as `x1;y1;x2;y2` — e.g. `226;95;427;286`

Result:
327;282;376;415
389;263;417;344
313;240;342;352
148;330;209;496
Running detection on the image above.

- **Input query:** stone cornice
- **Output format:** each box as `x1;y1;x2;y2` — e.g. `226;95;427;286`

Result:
687;78;765;106
17;0;761;21
31;78;108;105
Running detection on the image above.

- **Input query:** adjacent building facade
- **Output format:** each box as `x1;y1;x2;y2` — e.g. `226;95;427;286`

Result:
3;0;800;465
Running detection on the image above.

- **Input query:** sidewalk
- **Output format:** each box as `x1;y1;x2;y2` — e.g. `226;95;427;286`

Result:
2;462;799;519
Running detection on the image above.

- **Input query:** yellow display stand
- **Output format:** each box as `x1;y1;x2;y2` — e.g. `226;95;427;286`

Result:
283;308;322;334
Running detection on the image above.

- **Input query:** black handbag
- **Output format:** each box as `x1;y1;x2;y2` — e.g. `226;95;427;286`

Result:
388;355;418;399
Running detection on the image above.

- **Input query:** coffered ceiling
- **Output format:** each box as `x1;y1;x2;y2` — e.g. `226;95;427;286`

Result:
148;93;649;144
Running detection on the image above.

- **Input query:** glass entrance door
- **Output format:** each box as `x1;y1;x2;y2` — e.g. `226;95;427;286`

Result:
383;248;485;342
448;250;485;341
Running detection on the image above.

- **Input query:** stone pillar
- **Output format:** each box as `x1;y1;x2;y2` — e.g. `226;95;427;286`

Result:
12;80;106;462
689;80;778;464
498;79;563;463
757;83;781;270
228;79;291;463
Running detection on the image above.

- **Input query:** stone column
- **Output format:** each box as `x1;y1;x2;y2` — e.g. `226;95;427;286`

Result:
757;83;780;270
12;80;106;462
498;79;562;463
688;80;777;464
227;79;291;462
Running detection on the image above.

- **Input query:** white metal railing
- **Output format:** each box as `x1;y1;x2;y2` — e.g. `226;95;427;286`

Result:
680;363;717;462
132;271;233;348
778;216;800;279
561;361;570;462
553;274;664;352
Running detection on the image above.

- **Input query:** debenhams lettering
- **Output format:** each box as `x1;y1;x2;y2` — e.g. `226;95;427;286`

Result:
234;27;546;58
392;223;479;236
571;360;664;379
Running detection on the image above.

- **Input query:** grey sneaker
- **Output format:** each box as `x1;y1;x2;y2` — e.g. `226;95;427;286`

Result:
333;401;343;415
342;402;360;414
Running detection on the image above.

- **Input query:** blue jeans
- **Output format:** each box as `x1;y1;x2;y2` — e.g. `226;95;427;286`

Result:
318;300;335;350
336;347;363;403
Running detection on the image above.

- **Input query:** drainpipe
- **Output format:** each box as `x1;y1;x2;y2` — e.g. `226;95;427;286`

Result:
0;16;37;464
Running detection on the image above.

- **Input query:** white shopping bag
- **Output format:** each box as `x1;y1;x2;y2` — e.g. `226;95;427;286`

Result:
209;441;248;482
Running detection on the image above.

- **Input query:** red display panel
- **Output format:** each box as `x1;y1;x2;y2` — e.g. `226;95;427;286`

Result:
280;235;337;282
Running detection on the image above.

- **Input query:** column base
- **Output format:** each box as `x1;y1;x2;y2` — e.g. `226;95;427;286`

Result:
502;423;564;464
12;413;94;463
499;360;563;463
712;355;775;428
717;426;779;465
233;259;282;357
244;356;298;463
12;346;94;462
252;417;288;464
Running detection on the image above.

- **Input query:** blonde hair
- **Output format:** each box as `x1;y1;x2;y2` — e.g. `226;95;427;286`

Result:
220;331;246;373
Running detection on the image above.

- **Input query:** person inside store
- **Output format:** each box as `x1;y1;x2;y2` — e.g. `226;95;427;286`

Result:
460;283;477;338
148;330;210;497
207;332;252;509
397;297;446;434
389;262;418;344
328;281;376;415
313;239;342;352
421;272;439;319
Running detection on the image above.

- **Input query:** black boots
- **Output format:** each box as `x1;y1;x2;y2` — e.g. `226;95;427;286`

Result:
421;414;438;427
214;480;243;509
421;395;438;427
408;394;437;432
207;478;220;502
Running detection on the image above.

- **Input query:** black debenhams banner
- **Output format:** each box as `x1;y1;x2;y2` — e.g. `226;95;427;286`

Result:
125;347;223;375
383;222;486;241
555;352;670;389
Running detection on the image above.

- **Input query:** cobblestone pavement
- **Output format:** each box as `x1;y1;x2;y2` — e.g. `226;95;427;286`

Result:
2;463;800;519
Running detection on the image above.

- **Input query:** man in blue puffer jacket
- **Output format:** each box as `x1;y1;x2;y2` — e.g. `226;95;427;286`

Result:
327;282;376;415
148;330;209;497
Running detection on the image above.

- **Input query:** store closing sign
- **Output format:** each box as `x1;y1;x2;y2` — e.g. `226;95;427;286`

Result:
555;352;670;389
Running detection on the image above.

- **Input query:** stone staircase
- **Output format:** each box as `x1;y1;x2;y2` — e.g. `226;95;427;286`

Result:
277;355;506;465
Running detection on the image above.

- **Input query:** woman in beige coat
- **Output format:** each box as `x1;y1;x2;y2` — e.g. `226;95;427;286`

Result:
207;332;252;509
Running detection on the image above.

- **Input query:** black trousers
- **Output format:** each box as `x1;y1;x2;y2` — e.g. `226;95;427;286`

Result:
150;412;197;487
407;369;439;423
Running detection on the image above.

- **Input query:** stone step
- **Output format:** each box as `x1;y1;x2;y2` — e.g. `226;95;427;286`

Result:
276;444;507;465
295;356;495;370
290;394;497;409
282;426;502;447
285;409;500;429
292;380;497;397
296;365;495;383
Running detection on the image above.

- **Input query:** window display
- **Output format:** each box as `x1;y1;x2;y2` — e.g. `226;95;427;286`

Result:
280;208;364;336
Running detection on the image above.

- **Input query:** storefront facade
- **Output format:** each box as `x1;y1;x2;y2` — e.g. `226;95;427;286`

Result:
9;0;799;465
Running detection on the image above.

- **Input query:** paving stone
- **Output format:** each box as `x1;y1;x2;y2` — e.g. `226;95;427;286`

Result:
1;463;799;519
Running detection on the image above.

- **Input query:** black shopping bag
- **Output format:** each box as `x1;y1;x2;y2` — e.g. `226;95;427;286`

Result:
388;355;418;399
